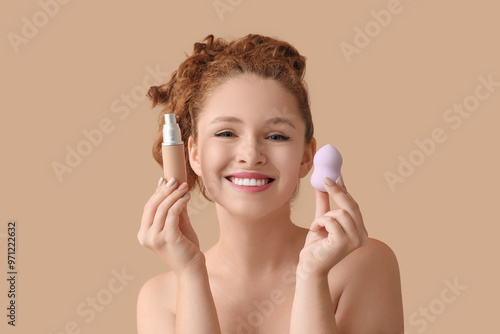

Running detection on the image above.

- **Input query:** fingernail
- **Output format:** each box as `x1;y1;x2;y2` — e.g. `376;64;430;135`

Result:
323;177;335;187
166;177;176;187
182;192;190;198
336;176;344;188
158;177;165;187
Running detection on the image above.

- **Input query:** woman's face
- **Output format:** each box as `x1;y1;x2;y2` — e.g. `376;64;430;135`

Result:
188;74;315;218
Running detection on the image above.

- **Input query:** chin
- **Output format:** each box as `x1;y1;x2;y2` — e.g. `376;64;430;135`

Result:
215;196;280;219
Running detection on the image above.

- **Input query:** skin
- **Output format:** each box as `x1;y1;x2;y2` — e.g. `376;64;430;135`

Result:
137;74;404;333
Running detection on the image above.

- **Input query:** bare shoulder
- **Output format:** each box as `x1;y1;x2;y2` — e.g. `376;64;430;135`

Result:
330;237;401;281
136;271;177;334
345;237;399;270
330;237;404;333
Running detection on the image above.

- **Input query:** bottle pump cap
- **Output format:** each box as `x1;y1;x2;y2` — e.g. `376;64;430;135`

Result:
162;114;183;145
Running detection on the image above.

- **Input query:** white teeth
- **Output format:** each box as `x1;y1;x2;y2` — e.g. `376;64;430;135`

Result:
230;177;270;187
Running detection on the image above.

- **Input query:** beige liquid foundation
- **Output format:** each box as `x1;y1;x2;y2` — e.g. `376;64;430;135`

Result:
161;113;187;184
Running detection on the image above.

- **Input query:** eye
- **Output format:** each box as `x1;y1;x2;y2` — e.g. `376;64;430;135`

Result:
268;134;290;141
214;131;235;137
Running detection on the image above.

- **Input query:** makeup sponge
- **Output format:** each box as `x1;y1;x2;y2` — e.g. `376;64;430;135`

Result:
310;144;343;192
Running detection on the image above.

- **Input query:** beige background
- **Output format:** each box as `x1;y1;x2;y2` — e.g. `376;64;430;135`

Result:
1;0;498;333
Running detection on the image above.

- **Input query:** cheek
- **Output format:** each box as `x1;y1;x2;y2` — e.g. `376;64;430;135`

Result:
274;148;303;176
197;143;230;198
279;146;302;161
199;143;226;173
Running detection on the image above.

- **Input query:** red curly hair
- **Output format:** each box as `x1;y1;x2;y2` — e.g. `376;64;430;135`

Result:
147;33;314;201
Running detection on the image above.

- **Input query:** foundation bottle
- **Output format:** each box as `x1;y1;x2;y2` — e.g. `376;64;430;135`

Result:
161;113;187;184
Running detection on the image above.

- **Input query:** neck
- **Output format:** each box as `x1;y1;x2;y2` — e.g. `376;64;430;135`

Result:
207;201;306;280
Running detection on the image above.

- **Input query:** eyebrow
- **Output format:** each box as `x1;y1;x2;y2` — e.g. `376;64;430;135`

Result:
209;116;296;129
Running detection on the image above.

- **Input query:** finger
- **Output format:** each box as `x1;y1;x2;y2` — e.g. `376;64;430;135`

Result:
341;188;365;235
178;201;199;246
141;178;177;229
179;204;190;226
323;209;358;240
140;177;178;230
336;176;347;193
178;202;192;232
310;217;326;233
162;192;191;240
313;216;346;244
314;188;330;219
149;183;189;234
323;177;363;231
156;177;166;192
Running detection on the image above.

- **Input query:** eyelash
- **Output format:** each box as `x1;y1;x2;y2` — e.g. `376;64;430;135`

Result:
214;131;290;141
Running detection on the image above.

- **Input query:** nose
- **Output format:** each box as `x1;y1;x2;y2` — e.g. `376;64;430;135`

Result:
236;140;266;167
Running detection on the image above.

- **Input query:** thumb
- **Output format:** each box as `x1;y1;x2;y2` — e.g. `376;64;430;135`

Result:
179;202;200;248
314;187;330;219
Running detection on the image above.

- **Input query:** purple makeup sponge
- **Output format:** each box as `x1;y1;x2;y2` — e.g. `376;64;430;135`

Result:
310;144;343;192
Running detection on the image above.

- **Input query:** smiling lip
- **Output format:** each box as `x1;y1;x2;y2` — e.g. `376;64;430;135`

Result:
225;172;275;193
226;172;273;179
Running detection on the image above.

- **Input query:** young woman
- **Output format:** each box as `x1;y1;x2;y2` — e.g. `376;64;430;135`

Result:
137;34;404;334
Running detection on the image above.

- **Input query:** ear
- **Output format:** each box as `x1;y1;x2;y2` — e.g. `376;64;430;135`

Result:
299;137;316;178
188;136;202;176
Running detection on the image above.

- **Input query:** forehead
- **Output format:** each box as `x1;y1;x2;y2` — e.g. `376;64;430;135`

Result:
199;74;302;125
